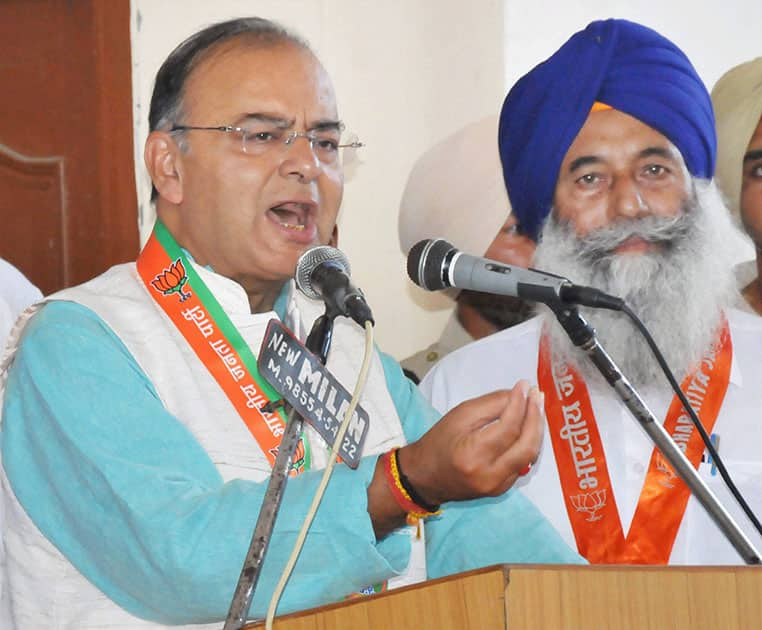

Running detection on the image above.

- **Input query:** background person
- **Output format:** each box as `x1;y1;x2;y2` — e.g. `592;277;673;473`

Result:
712;56;762;314
0;258;42;351
398;115;535;383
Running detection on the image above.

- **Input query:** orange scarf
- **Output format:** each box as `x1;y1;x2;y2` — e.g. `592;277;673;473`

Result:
537;319;731;563
136;220;309;474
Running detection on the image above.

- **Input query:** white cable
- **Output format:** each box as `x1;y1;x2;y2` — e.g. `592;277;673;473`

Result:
264;321;375;629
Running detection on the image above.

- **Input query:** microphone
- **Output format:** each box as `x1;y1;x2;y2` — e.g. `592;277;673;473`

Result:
407;238;623;310
295;246;375;326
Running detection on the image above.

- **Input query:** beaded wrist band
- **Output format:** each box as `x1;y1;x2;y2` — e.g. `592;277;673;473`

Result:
381;448;441;537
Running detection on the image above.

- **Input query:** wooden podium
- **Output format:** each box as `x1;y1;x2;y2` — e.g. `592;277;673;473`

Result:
245;564;762;629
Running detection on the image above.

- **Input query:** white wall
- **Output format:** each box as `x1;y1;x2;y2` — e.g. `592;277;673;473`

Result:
131;0;759;360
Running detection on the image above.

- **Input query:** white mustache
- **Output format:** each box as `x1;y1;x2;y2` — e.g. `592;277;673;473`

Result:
569;210;694;264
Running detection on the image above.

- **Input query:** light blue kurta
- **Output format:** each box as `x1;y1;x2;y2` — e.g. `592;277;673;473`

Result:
1;299;581;624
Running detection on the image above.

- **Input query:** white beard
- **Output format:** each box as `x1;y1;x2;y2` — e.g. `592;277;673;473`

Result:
533;180;742;388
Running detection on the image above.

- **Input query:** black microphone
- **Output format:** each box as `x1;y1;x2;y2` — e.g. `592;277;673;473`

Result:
295;246;375;326
407;238;623;310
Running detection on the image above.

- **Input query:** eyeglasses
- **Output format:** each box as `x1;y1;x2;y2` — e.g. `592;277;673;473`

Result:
170;122;364;166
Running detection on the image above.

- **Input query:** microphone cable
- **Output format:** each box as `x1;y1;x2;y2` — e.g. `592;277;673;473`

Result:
620;302;762;539
265;320;375;629
407;238;762;541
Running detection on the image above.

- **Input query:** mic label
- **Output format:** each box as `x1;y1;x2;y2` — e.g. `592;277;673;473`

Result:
258;319;368;468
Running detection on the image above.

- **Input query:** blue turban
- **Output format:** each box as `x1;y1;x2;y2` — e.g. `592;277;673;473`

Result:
498;19;716;241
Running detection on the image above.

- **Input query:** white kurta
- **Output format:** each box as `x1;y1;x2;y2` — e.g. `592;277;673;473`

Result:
421;309;762;564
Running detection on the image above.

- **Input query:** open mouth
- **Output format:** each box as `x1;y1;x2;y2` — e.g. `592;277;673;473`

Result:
269;202;311;231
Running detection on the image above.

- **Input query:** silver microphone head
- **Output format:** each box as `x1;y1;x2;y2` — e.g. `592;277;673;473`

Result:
295;245;351;300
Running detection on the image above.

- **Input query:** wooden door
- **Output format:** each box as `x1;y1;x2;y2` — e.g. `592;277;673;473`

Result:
0;0;138;296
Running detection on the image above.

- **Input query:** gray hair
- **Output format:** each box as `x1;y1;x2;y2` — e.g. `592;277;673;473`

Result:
148;17;311;199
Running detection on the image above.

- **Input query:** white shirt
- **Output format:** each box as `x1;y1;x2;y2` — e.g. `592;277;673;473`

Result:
0;259;41;352
421;309;762;565
400;312;474;382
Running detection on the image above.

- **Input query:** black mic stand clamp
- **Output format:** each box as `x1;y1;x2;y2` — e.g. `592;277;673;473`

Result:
543;297;761;565
223;305;341;630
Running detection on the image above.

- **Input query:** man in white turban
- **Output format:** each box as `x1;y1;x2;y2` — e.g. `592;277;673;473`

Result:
712;57;762;314
398;115;535;382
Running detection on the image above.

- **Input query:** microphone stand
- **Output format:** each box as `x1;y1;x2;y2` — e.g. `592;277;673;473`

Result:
223;307;339;630
545;298;761;565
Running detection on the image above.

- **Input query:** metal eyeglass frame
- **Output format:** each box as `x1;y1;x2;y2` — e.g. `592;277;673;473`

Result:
169;124;364;163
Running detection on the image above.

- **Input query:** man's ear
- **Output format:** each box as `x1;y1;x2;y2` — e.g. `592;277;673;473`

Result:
144;131;184;204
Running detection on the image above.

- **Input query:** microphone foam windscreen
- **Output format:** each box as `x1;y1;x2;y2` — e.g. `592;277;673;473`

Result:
406;239;455;291
295;246;351;300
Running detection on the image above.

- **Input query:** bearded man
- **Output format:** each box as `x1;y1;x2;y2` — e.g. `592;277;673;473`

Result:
420;18;762;565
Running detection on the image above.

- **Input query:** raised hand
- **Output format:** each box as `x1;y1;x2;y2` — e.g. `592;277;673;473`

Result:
368;381;544;539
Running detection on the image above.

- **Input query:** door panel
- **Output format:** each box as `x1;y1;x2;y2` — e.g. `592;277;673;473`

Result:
0;0;138;295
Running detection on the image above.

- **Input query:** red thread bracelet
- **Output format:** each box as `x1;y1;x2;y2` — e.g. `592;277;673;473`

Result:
381;449;441;536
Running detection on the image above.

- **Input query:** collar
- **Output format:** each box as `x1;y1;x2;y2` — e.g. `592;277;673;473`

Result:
188;257;290;321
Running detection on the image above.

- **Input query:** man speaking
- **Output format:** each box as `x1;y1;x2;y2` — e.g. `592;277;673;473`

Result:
0;16;578;629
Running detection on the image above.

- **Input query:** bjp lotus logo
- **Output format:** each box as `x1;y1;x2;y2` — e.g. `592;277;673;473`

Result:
290;438;306;476
570;489;607;522
267;439;307;476
656;453;678;488
150;258;191;302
